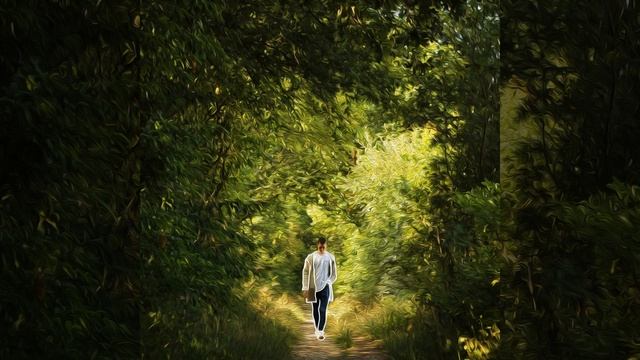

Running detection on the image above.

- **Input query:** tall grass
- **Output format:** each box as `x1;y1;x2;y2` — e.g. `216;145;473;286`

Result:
206;302;295;360
335;327;354;349
327;295;416;356
329;294;499;360
362;296;420;359
141;280;299;359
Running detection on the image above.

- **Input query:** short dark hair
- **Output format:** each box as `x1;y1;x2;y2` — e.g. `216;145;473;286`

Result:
317;237;327;245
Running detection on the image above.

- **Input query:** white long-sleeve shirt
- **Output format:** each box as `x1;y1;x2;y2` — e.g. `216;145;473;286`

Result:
302;251;337;303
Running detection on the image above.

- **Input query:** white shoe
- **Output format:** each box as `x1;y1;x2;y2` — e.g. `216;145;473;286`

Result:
314;329;320;339
318;330;325;341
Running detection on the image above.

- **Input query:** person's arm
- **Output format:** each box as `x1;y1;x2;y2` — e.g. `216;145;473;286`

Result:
329;255;337;284
302;255;310;291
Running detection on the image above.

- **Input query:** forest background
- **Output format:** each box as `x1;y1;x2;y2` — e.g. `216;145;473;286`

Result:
1;0;639;359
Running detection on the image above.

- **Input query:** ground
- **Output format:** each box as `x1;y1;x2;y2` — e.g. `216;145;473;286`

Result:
291;303;390;360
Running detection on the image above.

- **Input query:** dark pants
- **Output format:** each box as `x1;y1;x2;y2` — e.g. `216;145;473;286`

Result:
312;284;330;331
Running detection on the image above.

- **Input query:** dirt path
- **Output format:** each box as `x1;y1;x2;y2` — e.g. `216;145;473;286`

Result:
291;305;390;360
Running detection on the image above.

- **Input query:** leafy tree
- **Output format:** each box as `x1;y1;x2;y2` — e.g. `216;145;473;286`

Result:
500;0;640;358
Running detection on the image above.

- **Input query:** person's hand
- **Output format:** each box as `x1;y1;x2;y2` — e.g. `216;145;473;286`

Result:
303;290;308;299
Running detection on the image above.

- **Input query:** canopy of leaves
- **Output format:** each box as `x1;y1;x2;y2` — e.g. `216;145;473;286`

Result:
2;1;639;359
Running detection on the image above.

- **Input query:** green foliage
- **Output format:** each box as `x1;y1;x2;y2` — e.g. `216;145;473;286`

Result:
391;0;500;189
362;296;446;360
1;1;141;358
5;1;638;359
499;1;640;358
137;0;452;357
334;127;438;302
137;0;399;355
1;0;424;357
502;0;640;198
335;327;354;349
488;181;640;359
294;2;502;359
142;295;295;359
385;1;500;359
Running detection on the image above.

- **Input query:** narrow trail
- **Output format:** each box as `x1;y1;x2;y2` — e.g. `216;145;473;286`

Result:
291;303;390;360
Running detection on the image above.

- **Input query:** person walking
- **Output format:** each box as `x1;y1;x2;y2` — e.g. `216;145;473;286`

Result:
301;237;337;341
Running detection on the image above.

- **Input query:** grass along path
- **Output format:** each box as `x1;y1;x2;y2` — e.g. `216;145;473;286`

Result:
247;284;390;359
291;299;390;360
